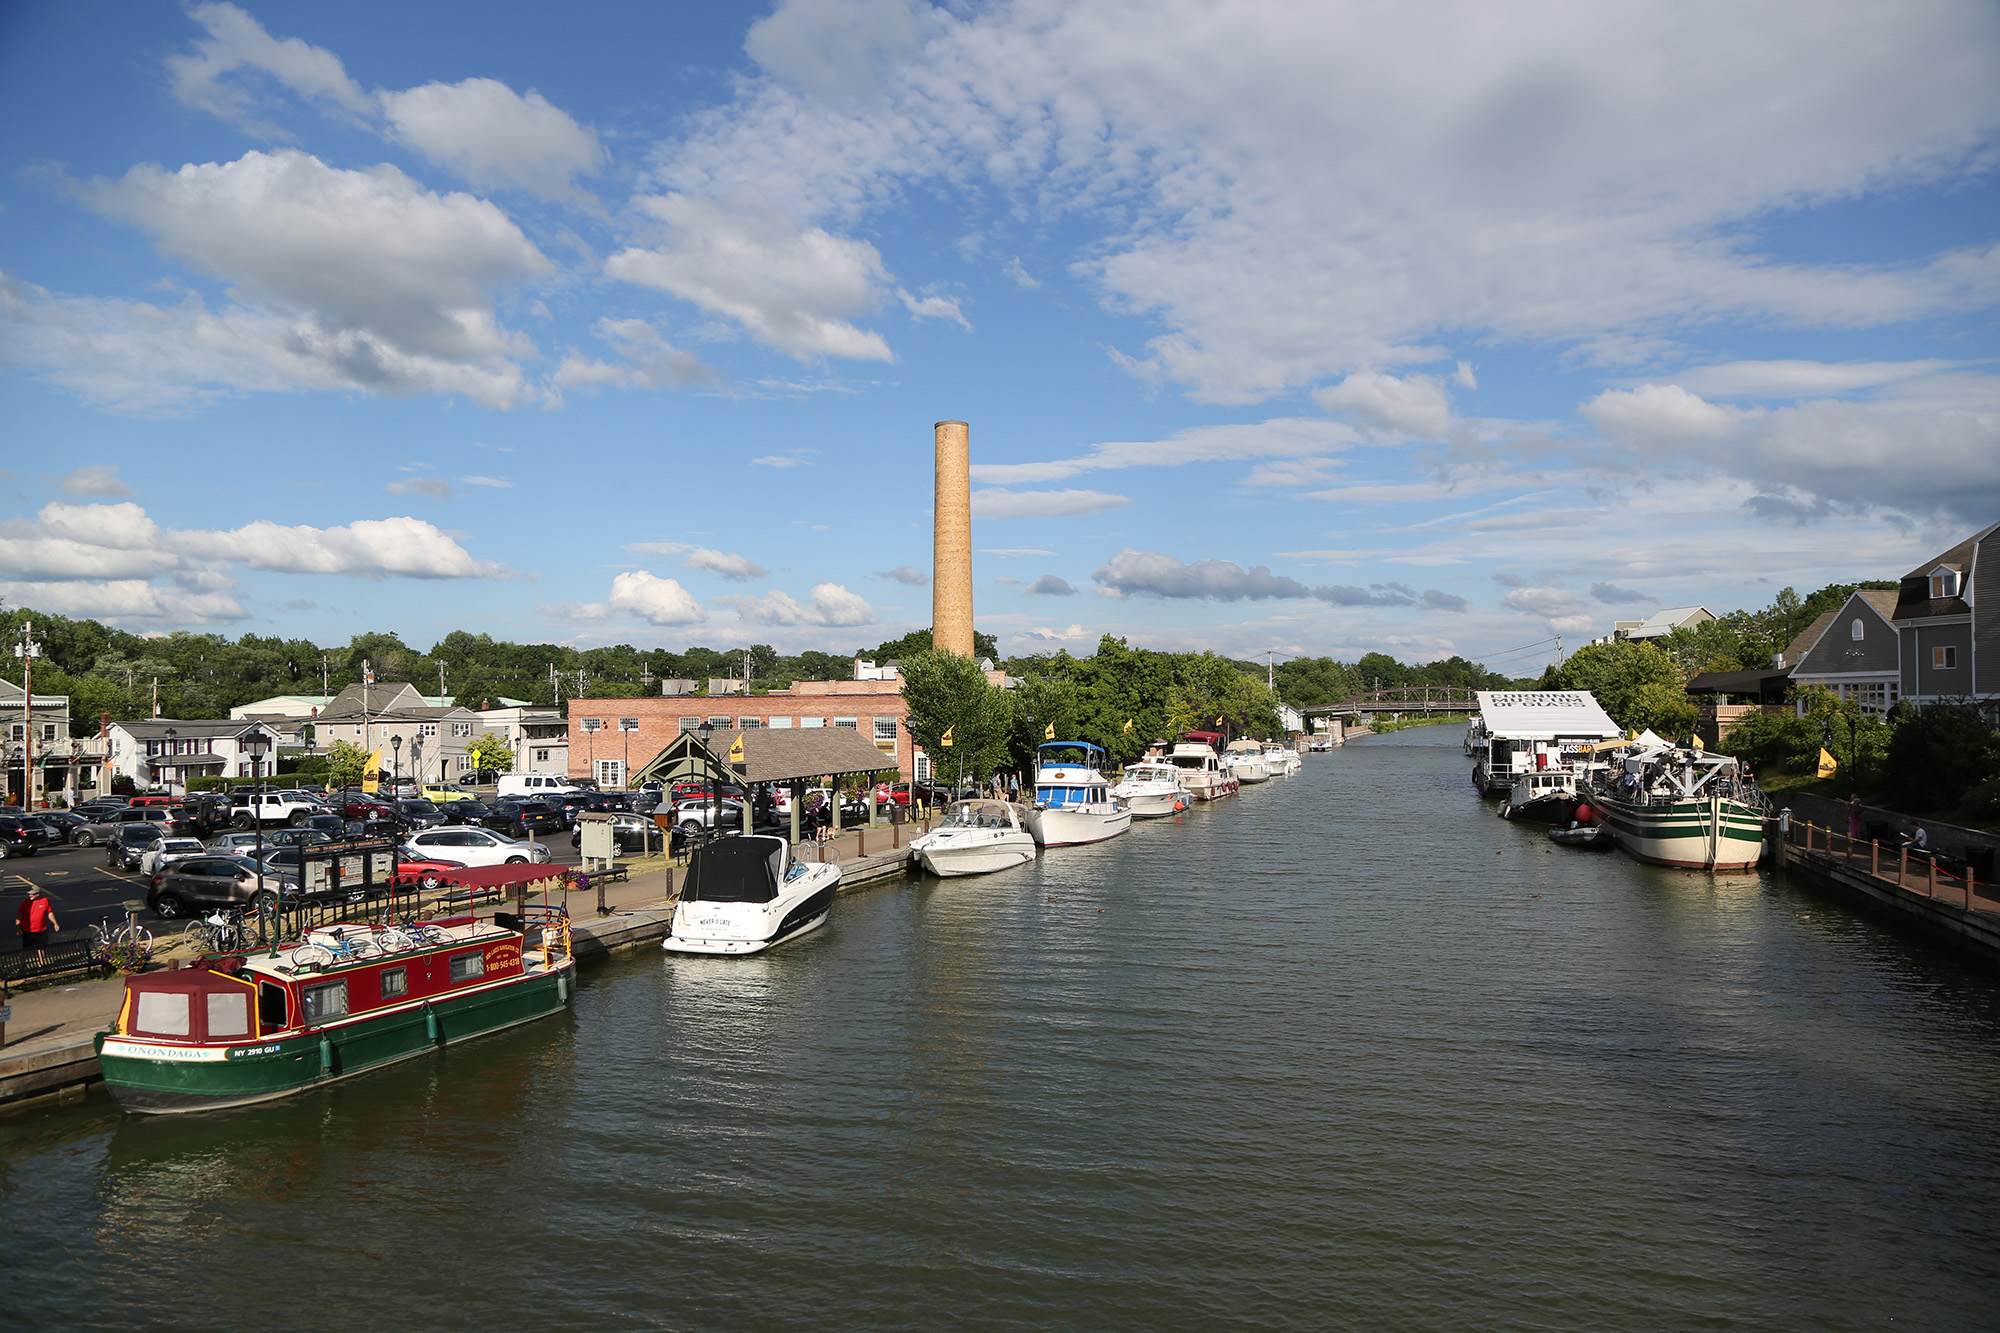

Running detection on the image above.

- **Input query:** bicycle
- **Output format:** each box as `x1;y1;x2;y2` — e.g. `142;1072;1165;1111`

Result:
186;908;251;955
288;924;383;969
88;913;153;952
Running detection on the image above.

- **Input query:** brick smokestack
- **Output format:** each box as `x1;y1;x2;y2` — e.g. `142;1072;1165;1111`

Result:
932;419;975;658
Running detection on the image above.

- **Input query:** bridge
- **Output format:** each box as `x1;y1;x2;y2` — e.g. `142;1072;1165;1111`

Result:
1300;686;1478;721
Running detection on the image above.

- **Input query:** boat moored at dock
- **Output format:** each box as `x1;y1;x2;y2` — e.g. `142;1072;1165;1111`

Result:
1224;739;1271;784
1023;741;1134;847
909;798;1038;876
1470;690;1621;796
664;834;840;955
1109;759;1191;818
1582;741;1764;871
1261;741;1300;776
1167;731;1238;800
95;907;576;1115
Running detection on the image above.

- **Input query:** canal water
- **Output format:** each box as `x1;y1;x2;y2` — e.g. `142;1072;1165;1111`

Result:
6;726;2000;1330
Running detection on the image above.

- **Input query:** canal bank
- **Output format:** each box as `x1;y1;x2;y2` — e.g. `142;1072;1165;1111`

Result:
7;731;2000;1330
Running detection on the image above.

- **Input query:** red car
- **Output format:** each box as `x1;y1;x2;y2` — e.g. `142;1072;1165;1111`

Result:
392;853;468;891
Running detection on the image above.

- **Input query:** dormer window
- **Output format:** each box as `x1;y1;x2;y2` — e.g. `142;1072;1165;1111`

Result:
1850;618;1864;640
1931;567;1960;599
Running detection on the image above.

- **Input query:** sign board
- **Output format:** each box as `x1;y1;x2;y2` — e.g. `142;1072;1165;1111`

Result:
298;840;398;897
578;812;616;861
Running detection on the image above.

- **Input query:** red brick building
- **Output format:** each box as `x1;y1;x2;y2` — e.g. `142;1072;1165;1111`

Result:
566;679;914;788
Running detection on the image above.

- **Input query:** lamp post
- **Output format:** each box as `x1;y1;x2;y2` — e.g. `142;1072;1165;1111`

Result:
162;726;178;795
391;734;402;789
697;720;716;839
410;736;424;796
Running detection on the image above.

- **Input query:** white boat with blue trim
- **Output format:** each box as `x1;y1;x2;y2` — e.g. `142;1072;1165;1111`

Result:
1022;741;1133;847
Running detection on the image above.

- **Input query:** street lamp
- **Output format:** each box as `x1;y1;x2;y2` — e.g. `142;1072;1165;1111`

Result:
162;726;178;795
391;734;402;787
697;720;717;838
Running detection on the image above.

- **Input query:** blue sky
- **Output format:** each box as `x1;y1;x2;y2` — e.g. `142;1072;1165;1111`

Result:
2;1;1996;675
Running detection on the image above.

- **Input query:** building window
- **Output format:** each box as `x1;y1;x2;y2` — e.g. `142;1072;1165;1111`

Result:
768;717;793;729
40;723;56;742
534;748;551;763
737;717;762;729
1850;618;1864;640
452;721;472;738
873;718;898;741
618;717;640;732
380;967;408;999
799;717;824;729
449;952;486;982
1934;646;1958;670
679;717;700;732
833;717;859;730
1931;570;1958;598
581;718;603;732
596;759;625;788
420;723;439;737
707;715;732;729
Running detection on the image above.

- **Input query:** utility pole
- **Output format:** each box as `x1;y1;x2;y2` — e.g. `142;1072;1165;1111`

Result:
438;659;448;699
320;652;330;696
13;621;43;808
361;658;373;789
151;677;160;718
1555;633;1564;666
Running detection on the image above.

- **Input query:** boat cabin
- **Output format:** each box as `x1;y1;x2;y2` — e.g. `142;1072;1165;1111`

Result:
1035;741;1113;807
1472;690;1621;794
681;835;806;905
939;798;1024;830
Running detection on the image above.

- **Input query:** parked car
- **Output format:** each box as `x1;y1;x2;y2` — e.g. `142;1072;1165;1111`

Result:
0;816;47;859
437;799;493;826
496;773;583;800
331;787;399;820
75;796;131;815
107;823;166;871
140;836;211;880
29;811;88;843
486;798;565;838
395;799;450;830
303;813;349;839
422;782;475;804
578;791;634;813
670;796;747;834
885;780;951;808
401;827;551;867
77;805;196;845
571;811;670;856
147;855;293;919
393;853;470;891
129;794;180;808
208;830;269;854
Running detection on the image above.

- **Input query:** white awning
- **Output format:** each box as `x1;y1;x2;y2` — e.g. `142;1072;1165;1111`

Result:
1473;691;1621;740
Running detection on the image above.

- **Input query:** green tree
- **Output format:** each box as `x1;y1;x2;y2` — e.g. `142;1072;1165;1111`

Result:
900;649;1011;786
322;739;372;788
466;732;516;776
1540;641;1697;738
1880;700;2000;813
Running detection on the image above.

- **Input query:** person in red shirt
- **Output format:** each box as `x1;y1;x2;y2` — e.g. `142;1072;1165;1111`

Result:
15;886;58;963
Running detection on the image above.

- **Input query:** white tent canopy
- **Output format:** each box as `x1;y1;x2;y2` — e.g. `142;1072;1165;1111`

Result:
1473;691;1621;741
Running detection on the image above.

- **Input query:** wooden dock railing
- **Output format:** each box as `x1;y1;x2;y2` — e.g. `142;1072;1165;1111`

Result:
1784;818;1995;916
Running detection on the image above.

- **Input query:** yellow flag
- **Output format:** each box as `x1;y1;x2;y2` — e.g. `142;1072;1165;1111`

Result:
1122;718;1134;733
1043;722;1055;740
940;725;954;748
1214;715;1224;726
1691;734;1705;752
727;734;745;763
1817;747;1838;778
361;745;384;792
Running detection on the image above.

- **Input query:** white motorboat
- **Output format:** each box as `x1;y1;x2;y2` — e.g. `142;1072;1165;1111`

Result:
1022;741;1134;847
663;834;841;955
1109;760;1190;819
909;798;1037;876
1223;739;1271;784
1260;741;1300;776
1166;731;1238;800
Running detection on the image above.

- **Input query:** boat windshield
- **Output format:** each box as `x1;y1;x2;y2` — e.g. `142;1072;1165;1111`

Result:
941;800;1014;830
1038;785;1106;807
682;836;786;904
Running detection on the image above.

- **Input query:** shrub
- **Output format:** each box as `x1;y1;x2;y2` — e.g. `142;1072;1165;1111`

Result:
1880;700;2000;813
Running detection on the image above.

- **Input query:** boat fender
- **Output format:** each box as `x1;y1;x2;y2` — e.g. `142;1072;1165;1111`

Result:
317;1036;334;1075
1498;803;1512;820
424;1004;440;1044
557;973;569;1005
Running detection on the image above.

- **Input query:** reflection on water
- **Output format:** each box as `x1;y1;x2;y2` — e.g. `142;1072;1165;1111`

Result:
6;726;2000;1330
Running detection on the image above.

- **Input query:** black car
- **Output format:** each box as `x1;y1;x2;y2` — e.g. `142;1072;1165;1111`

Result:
396;799;449;830
303;813;349;838
0;816;46;859
438;799;492;826
487;798;564;837
29;811;88;843
570;811;670;856
107;822;165;871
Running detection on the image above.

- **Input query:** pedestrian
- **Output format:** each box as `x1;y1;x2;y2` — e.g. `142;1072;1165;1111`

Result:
16;886;58;964
1847;793;1862;846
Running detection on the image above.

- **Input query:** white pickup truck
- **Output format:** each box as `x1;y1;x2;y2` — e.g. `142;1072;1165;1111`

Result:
229;790;321;828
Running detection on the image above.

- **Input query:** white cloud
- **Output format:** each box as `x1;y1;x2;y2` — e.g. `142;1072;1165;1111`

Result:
551;318;717;398
386;477;454;499
1502;584;1597;634
380;77;603;199
971;488;1133;519
606;194;893;361
803;581;876;626
1583;383;1746;446
681;547;769;582
0;502;508;590
49;464;132;497
0;578;248;625
970;418;1357;484
720;581;876;626
1003;257;1041;290
879;565;927;584
652;0;2000;402
1313;371;1455;439
751;453;813;467
1027;574;1077;596
461;475;512;488
1093;550;1315;601
606;570;708;625
165;2;371;135
1020;623;1089;642
898;287;971;330
1668;359;1960;398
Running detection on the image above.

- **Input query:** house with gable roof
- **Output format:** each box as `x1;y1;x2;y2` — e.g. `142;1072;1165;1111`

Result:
1788;588;1903;714
1892;521;2000;705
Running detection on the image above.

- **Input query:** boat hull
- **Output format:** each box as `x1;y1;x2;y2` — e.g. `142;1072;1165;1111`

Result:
1590;791;1764;871
1023;805;1133;847
1181;773;1238;800
913;833;1036;877
664;875;840;955
1112;787;1185;818
95;960;575;1115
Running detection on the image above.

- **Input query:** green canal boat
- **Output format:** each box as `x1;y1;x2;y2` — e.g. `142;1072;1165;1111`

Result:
95;907;576;1115
1583;741;1765;872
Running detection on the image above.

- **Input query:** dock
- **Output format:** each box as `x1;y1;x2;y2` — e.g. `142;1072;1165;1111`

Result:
1;830;922;1114
1778;817;2000;962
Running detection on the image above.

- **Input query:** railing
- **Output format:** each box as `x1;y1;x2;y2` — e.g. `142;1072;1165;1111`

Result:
1302;687;1479;719
0;928;101;984
1784;818;1995;916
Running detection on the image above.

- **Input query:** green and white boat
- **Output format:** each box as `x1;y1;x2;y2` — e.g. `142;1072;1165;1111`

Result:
1582;742;1765;872
95;907;576;1115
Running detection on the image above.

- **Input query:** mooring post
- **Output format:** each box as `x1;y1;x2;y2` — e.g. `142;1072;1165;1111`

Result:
1871;839;1879;877
1898;846;1906;890
1929;856;1938;900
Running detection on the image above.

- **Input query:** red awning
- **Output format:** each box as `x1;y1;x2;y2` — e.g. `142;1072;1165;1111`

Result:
391;863;572;891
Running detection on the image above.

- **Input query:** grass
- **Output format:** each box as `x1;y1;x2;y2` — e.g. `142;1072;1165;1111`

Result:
1752;766;2000;836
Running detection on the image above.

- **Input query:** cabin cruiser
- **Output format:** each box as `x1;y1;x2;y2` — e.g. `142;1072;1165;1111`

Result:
1022;741;1134;847
1499;766;1608;824
1260;741;1300;776
909;798;1037;876
663;834;841;955
1109;760;1190;819
1166;730;1238;800
1581;737;1764;872
1223;739;1271;784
